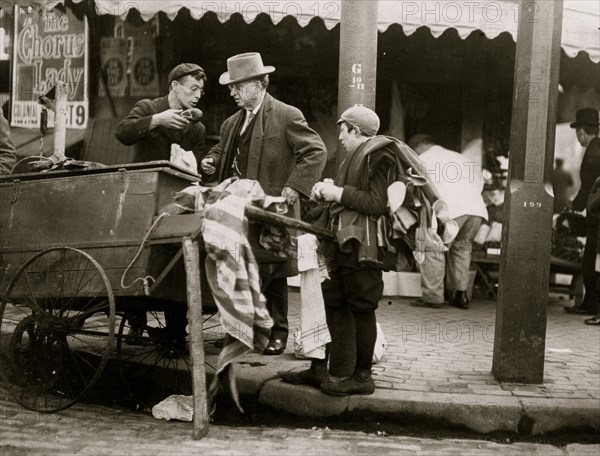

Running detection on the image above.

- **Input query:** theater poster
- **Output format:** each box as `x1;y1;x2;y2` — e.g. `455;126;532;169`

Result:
11;5;89;129
99;37;127;98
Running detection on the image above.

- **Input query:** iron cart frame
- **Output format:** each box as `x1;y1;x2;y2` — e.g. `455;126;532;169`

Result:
0;161;332;438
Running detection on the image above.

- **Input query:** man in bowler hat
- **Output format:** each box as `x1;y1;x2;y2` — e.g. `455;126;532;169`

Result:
201;52;327;355
565;108;600;315
116;63;207;168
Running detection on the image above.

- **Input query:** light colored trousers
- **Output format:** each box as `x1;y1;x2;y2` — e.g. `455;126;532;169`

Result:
420;215;484;304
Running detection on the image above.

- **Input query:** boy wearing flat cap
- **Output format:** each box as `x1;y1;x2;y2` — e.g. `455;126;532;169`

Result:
202;52;326;356
115;63;207;169
566;108;600;316
281;105;396;395
115;63;208;346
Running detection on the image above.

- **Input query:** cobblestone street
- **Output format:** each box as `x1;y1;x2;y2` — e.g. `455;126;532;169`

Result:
1;389;599;456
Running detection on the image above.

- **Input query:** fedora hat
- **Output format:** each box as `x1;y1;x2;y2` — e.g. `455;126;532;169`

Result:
570;108;599;128
219;52;275;85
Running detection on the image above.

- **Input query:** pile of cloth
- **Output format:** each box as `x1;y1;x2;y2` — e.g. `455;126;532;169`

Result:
314;136;458;271
552;215;585;263
163;177;313;412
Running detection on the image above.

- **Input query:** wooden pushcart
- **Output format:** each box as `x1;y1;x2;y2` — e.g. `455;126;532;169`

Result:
0;161;331;437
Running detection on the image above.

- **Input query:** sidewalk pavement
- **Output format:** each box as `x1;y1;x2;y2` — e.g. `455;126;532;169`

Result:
202;289;600;435
2;288;597;436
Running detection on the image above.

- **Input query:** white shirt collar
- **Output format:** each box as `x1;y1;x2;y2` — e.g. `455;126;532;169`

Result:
247;92;266;117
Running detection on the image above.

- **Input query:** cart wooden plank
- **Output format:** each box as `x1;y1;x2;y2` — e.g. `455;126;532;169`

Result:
183;237;209;439
148;214;204;244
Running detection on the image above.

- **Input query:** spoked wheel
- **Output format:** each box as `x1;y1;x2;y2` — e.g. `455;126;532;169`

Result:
117;310;192;409
0;247;115;412
117;309;222;410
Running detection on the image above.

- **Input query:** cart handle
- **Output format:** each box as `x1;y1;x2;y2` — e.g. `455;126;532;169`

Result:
244;205;334;239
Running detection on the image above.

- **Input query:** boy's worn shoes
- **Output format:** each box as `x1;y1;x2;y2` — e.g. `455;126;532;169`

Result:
279;365;330;388
320;370;375;396
264;338;286;355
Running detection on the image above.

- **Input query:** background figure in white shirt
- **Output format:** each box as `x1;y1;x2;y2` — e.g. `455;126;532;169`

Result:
408;134;489;310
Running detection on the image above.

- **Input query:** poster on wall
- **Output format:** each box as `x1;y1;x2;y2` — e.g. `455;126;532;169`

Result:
99;37;127;98
128;36;159;98
114;16;159;97
11;5;88;129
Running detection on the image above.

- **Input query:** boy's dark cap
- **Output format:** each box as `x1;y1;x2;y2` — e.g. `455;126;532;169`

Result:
168;63;205;85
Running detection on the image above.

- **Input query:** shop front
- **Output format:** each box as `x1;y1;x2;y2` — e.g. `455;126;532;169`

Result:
2;1;598;160
1;0;599;297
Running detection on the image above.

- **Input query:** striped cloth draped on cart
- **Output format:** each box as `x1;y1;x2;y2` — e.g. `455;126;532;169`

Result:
182;178;277;411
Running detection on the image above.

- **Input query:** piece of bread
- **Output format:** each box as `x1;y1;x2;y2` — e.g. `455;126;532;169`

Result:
180;108;203;123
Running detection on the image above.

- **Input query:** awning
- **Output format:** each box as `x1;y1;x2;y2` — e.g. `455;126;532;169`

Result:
42;0;600;63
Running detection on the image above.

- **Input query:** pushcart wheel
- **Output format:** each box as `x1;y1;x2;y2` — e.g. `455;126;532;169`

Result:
0;247;115;412
116;310;193;409
116;309;221;410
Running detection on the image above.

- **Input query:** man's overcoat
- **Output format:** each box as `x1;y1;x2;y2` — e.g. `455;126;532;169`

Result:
115;95;206;166
207;93;326;197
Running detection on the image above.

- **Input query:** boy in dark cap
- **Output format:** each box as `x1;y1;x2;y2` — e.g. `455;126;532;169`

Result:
115;62;207;168
566;108;600;315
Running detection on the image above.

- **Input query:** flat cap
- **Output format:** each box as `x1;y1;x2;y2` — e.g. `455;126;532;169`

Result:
337;105;380;137
168;63;205;86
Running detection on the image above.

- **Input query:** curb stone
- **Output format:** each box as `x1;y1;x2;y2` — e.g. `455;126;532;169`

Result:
519;398;600;435
257;379;520;434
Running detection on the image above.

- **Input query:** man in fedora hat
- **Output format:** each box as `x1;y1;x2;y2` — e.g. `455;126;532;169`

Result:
116;63;207;168
407;134;488;310
202;52;326;355
565;108;600;315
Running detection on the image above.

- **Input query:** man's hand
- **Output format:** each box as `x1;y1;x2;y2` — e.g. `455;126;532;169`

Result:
201;157;216;175
150;109;190;130
282;186;300;206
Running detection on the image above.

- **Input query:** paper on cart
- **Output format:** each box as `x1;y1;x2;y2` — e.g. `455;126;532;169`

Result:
297;233;319;272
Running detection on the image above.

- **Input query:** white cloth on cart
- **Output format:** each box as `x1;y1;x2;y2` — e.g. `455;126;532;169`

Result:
295;233;330;360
